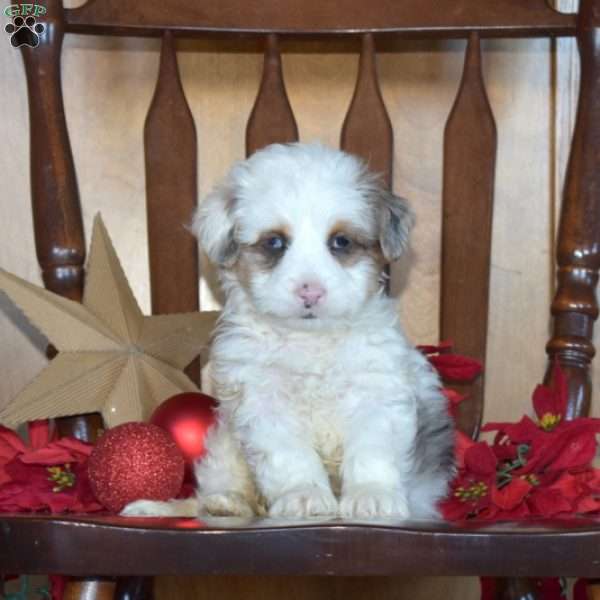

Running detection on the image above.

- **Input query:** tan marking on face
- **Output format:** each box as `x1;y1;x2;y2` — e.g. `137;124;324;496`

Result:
256;226;291;245
327;221;383;265
328;221;375;248
233;226;291;289
327;220;386;294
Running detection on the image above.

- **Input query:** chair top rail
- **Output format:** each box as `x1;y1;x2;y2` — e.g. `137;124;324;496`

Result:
65;0;576;37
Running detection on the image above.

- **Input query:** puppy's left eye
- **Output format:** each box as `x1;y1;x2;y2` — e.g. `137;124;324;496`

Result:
262;234;287;253
329;234;352;253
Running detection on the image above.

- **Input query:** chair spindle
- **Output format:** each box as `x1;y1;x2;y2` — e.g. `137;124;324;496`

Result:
21;0;85;301
145;31;200;384
546;0;600;419
246;34;299;157
341;33;393;188
441;32;497;438
145;31;199;317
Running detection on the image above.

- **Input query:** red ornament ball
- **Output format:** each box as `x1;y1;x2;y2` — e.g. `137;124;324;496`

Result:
88;422;185;512
150;392;218;465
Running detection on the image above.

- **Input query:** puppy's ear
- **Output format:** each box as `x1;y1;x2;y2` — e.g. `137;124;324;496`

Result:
191;184;239;268
376;189;415;262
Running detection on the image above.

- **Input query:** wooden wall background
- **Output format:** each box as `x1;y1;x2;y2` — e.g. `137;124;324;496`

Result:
0;1;589;598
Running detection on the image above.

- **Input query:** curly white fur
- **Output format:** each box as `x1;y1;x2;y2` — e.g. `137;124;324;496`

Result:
123;143;453;521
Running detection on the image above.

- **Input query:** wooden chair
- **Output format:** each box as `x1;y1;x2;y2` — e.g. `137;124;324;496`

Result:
2;1;600;599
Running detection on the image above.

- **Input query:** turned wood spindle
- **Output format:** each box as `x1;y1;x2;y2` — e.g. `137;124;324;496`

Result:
546;0;600;419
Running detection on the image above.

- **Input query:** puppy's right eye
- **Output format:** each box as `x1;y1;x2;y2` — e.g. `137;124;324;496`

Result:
262;234;287;253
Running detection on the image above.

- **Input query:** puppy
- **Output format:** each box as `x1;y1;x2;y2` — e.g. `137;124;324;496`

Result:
124;142;454;520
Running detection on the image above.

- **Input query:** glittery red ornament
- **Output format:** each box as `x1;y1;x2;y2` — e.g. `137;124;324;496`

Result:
88;422;185;512
150;393;217;467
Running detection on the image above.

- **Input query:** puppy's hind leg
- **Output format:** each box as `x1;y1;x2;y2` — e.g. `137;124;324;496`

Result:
195;421;258;518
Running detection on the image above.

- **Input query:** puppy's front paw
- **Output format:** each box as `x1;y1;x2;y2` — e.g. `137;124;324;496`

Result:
340;485;410;519
269;486;338;518
199;492;255;518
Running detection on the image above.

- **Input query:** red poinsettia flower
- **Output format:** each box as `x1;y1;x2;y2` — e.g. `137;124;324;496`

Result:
482;362;600;480
484;361;600;440
444;441;497;519
441;439;536;521
442;361;600;521
0;420;102;514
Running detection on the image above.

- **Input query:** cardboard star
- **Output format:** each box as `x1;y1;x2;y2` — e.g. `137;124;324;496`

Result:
0;215;218;428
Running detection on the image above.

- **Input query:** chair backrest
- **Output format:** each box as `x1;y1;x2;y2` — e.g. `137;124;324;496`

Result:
19;0;600;440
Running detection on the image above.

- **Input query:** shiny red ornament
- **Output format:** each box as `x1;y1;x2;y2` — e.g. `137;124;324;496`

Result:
150;393;218;466
87;422;185;512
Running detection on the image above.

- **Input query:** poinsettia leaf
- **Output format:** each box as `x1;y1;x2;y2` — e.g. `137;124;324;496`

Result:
491;478;532;511
0;426;26;460
473;504;500;521
519;432;567;474
560;418;600;435
50;576;68;600
581;469;600;492
19;446;75;465
502;500;531;520
522;430;584;473
532;362;569;423
552;360;569;418
5;460;52;488
464;441;497;475
548;431;597;472
9;488;46;512
538;578;565;599
43;491;79;513
55;437;94;457
440;497;472;521
27;420;51;450
428;354;483;383
417;341;454;356
443;389;466;419
491;440;517;462
532;384;555;422
483;415;541;443
575;495;600;514
550;471;590;501
455;431;475;468
528;488;573;517
0;467;12;486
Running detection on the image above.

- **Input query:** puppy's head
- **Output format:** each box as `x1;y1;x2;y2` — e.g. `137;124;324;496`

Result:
193;143;413;328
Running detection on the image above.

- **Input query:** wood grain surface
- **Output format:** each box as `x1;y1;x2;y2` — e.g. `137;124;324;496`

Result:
65;0;574;36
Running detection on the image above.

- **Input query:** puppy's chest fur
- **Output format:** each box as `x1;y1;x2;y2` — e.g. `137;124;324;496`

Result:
272;334;346;467
213;322;378;482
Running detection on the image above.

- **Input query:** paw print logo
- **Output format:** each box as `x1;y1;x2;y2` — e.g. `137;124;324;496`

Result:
5;15;45;48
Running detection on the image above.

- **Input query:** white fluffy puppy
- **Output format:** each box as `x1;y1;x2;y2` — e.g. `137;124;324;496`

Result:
124;142;454;520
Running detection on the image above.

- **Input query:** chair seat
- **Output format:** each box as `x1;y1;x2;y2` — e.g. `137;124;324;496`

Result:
2;513;600;578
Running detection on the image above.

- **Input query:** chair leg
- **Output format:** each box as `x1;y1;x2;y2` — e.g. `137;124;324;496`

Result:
59;577;153;600
587;580;600;600
493;577;540;600
115;577;155;600
63;578;117;600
